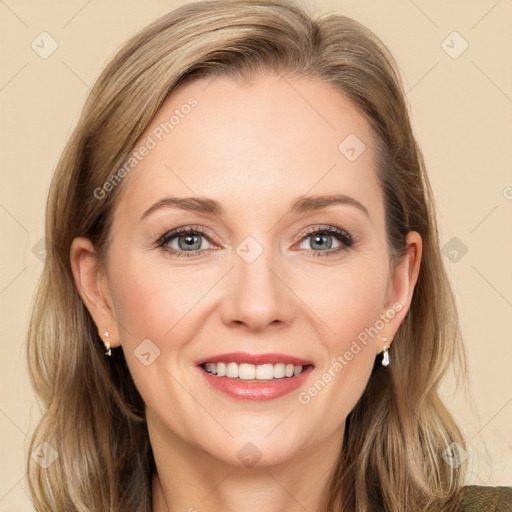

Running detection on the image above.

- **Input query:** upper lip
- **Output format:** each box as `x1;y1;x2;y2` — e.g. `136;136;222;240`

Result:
195;352;313;367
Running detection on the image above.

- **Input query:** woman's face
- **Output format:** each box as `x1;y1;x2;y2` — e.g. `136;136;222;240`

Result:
73;73;420;468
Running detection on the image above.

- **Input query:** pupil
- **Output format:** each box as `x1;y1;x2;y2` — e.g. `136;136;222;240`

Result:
179;234;200;250
312;234;332;250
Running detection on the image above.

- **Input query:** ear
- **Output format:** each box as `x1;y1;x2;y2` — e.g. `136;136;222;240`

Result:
377;230;422;354
69;237;121;349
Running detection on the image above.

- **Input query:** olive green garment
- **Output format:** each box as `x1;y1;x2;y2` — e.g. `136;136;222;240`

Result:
456;485;512;511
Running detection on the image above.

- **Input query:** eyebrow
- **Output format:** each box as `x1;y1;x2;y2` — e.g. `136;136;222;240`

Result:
140;193;369;220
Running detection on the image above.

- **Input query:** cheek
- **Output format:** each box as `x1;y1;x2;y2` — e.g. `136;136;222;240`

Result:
293;260;387;418
294;257;388;346
109;252;207;343
106;250;220;397
107;254;196;420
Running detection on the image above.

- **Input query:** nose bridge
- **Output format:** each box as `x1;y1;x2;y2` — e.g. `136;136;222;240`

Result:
220;236;294;330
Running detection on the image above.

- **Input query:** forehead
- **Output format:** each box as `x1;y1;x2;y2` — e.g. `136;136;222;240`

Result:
114;73;383;224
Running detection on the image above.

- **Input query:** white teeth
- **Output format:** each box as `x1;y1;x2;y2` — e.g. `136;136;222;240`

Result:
226;362;238;378
238;363;255;380
216;362;226;377
273;363;285;378
255;364;274;380
203;361;305;380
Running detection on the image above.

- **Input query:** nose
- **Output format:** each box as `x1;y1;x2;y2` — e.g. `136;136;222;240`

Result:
219;248;296;332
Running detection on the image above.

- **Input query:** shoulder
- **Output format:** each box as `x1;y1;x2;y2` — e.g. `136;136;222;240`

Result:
456;485;512;511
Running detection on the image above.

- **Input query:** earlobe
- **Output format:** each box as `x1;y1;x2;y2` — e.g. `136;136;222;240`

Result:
69;237;121;349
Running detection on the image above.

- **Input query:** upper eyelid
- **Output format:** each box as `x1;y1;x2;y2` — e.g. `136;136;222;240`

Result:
294;224;352;240
157;225;220;246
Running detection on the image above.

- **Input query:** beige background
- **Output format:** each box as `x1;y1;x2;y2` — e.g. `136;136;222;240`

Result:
1;0;511;508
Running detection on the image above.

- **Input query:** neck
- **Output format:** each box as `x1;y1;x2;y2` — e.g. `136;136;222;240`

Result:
150;423;343;512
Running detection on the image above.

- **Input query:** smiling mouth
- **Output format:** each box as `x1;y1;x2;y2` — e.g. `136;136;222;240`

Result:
201;362;313;381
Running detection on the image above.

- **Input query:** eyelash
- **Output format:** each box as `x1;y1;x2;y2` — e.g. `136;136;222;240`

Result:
155;224;356;258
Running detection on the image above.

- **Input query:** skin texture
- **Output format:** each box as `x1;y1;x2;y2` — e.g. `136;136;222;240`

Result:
70;74;422;512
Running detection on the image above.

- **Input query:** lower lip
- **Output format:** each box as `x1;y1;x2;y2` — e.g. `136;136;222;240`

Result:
198;365;314;401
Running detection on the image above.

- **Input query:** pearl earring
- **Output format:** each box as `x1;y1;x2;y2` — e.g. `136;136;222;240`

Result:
381;337;390;367
103;331;111;356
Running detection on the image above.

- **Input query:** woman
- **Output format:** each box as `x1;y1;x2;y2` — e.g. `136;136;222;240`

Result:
26;0;512;510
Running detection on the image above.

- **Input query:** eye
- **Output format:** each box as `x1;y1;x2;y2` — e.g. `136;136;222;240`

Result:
156;224;355;258
294;225;354;257
156;225;218;257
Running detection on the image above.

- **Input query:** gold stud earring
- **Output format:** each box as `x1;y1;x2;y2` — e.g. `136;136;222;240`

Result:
103;331;111;356
381;337;390;367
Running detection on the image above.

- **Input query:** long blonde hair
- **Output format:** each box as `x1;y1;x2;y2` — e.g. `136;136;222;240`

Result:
27;1;467;510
